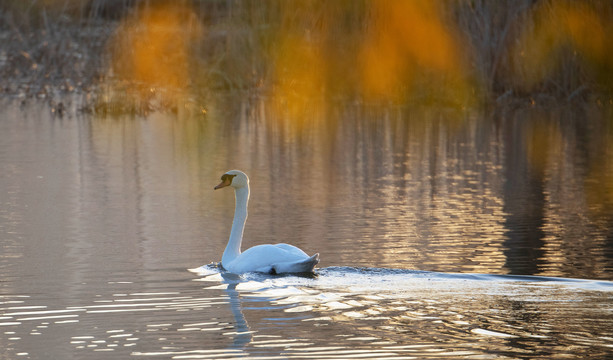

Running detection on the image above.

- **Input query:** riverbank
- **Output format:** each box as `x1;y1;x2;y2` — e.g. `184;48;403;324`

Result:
1;1;612;116
0;19;106;98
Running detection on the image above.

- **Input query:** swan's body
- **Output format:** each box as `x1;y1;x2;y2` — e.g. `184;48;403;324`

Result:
215;170;319;274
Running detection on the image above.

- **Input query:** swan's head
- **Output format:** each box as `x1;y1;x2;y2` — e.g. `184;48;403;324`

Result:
214;170;249;190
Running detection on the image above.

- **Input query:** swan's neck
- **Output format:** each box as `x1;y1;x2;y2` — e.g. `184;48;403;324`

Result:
222;186;249;267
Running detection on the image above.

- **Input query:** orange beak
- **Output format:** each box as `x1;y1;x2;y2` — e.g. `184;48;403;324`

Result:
214;178;231;190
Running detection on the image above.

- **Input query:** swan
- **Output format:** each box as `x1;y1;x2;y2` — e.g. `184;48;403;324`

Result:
214;170;320;274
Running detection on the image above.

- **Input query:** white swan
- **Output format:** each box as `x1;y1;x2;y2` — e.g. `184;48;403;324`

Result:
214;170;320;274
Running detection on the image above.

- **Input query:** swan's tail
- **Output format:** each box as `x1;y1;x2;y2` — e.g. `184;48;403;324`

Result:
303;253;320;270
273;253;320;274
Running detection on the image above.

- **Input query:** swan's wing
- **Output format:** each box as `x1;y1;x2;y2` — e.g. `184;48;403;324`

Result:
226;244;312;274
242;244;308;262
273;243;309;258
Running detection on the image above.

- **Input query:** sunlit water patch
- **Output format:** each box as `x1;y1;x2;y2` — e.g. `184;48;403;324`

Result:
1;266;611;359
192;266;613;359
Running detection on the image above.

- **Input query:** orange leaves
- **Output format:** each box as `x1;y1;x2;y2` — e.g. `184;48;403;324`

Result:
361;0;463;100
268;0;473;128
513;1;613;92
108;2;202;97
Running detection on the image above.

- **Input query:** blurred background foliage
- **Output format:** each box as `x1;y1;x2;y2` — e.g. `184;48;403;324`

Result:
1;0;612;109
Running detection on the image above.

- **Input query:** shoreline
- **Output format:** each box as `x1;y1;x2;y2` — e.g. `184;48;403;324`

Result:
1;1;612;116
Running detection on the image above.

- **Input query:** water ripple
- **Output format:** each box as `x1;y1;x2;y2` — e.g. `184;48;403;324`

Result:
1;266;612;359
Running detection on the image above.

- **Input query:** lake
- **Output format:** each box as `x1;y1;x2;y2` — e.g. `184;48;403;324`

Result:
1;97;612;358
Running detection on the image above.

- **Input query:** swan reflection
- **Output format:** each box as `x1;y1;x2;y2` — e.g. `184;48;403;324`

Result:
219;272;253;349
192;264;320;352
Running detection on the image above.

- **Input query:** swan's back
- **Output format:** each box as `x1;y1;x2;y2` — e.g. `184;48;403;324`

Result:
224;244;319;274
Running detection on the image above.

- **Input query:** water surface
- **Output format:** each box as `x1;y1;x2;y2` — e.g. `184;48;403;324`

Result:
0;99;612;358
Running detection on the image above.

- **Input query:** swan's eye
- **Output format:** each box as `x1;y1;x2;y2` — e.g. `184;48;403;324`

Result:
221;174;236;183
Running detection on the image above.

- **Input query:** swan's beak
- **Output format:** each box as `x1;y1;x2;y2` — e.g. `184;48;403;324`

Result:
214;180;230;190
215;173;236;190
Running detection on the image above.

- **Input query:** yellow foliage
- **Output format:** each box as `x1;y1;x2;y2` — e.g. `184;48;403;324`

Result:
525;117;561;174
271;34;326;125
360;0;465;101
267;0;472;130
514;1;612;90
107;2;202;98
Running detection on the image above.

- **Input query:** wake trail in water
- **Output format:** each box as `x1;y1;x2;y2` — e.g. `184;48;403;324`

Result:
190;264;613;293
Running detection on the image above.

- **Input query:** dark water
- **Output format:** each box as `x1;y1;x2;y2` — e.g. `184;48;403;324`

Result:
1;99;612;359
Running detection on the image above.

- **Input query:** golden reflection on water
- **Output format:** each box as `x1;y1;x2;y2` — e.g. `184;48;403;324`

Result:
1;96;613;360
81;98;613;279
366;117;509;274
2;98;610;285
